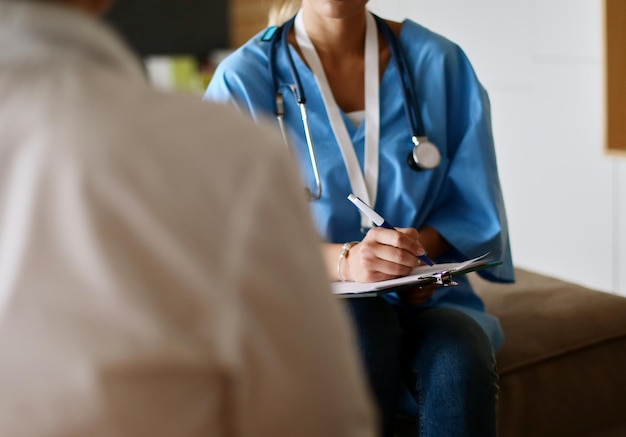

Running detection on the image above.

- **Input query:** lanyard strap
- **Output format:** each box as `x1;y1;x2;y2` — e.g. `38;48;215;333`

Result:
294;11;380;228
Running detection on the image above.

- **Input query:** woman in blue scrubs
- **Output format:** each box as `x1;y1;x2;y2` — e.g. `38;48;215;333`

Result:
205;1;514;436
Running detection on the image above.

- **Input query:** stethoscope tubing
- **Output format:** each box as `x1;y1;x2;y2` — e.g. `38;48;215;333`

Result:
269;12;437;201
273;19;322;200
373;14;425;143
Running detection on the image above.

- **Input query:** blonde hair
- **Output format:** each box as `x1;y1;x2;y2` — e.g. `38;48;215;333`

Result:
268;0;300;26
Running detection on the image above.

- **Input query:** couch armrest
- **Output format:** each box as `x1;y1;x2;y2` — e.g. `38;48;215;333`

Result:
470;269;626;437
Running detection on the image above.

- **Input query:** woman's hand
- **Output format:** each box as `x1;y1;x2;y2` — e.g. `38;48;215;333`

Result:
346;227;427;283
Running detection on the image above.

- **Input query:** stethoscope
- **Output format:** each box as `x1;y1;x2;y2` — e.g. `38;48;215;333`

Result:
265;12;441;201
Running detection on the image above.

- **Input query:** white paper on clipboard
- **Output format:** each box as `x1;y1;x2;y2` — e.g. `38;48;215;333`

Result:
331;253;496;297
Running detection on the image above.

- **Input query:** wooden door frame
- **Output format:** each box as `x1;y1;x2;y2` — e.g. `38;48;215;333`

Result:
605;0;626;155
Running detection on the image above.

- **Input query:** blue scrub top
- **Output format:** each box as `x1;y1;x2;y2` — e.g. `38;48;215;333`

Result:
205;17;514;351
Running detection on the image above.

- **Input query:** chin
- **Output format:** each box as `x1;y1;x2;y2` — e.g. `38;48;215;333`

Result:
317;0;369;19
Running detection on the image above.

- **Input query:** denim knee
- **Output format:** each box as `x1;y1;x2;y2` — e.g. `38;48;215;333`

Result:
400;308;498;437
407;308;495;374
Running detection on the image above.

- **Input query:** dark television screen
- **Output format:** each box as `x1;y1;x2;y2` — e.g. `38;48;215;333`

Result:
104;0;229;58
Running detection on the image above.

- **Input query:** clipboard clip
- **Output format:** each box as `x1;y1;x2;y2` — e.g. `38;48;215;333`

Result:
433;270;458;287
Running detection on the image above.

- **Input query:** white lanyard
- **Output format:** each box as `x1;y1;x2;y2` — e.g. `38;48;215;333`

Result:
294;11;380;229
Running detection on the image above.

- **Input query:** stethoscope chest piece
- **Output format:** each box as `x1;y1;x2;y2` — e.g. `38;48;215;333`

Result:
408;136;441;171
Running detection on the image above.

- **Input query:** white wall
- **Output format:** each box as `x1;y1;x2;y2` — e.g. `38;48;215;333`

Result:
369;0;626;296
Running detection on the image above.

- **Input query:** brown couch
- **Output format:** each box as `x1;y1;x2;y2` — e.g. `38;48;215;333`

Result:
397;268;626;437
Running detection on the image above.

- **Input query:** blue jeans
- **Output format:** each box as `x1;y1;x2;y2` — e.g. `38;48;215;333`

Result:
344;298;498;437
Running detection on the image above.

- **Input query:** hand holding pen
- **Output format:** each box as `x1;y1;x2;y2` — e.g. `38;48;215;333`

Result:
342;194;435;283
348;194;434;266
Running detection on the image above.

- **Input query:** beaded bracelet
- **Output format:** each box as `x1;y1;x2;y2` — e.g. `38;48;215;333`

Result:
337;241;358;282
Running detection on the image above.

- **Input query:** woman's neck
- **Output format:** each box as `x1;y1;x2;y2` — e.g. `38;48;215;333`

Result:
300;8;368;59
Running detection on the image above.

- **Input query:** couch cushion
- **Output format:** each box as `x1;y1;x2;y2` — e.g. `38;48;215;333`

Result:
471;269;626;437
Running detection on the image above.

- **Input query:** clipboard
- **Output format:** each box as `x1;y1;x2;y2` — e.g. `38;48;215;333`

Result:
331;253;500;298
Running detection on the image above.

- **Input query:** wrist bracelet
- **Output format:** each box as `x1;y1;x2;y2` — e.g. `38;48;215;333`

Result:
337;241;358;282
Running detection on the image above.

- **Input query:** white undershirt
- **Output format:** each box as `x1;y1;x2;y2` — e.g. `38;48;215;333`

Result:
346;110;366;127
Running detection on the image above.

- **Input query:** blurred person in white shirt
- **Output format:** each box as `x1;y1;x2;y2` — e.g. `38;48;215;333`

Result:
0;0;377;436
